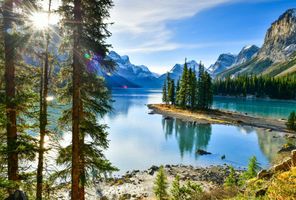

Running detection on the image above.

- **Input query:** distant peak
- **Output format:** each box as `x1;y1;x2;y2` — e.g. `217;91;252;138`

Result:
278;8;296;21
242;45;259;51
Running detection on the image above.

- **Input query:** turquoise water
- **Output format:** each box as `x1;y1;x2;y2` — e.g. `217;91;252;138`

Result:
213;96;296;119
103;89;293;174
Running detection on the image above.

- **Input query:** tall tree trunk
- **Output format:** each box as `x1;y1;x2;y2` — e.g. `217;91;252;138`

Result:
36;1;51;199
3;0;18;191
72;0;82;199
79;136;85;200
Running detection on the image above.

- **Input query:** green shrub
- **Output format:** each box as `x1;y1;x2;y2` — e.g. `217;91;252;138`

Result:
286;111;296;131
153;166;169;200
239;156;260;185
224;166;237;187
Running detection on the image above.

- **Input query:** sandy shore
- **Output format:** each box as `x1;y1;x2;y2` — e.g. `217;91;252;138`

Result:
148;104;293;133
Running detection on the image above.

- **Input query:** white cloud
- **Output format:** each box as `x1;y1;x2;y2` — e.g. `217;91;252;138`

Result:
110;0;234;53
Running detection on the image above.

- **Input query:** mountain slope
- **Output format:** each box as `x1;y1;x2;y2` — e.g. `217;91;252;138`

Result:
104;51;160;88
208;54;236;76
217;9;296;78
209;45;259;77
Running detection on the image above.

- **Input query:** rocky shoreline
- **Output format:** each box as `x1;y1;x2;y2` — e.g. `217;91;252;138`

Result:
148;104;295;134
96;165;243;199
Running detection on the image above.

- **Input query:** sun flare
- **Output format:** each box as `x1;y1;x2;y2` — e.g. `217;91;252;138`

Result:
29;12;59;29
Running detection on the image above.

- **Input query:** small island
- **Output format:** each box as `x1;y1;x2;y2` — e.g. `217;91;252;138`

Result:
148;104;290;133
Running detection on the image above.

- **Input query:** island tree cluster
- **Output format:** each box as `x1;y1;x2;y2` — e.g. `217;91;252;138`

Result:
213;75;296;100
162;61;213;110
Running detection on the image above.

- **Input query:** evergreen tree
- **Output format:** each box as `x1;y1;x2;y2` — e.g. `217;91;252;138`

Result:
168;79;175;105
204;72;213;109
162;80;168;104
239;156;260;185
177;60;189;108
170;175;182;200
58;0;115;199
188;68;197;109
197;63;205;109
3;0;18;188
153;166;168;200
36;1;53;199
224;166;237;187
286;111;296;131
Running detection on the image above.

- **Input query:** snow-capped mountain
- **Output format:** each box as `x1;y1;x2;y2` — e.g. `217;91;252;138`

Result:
158;60;200;82
208;54;236;76
209;45;259;77
218;9;296;78
105;51;159;88
235;45;260;65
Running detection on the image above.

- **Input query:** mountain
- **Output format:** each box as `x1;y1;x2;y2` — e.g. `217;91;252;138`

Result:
235;45;260;65
104;51;160;88
158;60;200;82
208;53;237;76
217;9;296;78
209;45;260;77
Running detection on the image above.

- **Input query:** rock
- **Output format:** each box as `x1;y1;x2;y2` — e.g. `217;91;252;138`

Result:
257;169;272;179
5;190;27;200
119;193;131;200
164;116;173;120
148;111;155;115
196;149;212;155
221;155;226;160
278;144;296;153
255;188;267;197
287;134;296;139
148;165;159;175
292;150;296;166
272;158;292;172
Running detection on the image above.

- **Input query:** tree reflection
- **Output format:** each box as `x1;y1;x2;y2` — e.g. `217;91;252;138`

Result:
162;118;212;158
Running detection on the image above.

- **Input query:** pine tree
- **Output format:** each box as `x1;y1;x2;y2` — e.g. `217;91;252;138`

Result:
177;60;189;108
36;1;53;199
153;166;168;200
58;0;115;199
188;68;197;109
204;72;213;109
168;79;175;105
224;166;237;187
3;0;19;189
197;63;205;109
170;175;182;200
162;80;168;104
286;111;296;131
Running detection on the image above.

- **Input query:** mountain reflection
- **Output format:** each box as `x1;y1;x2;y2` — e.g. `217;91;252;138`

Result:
162;118;212;158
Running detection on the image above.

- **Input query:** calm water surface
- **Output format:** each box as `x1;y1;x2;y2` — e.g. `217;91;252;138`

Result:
104;89;294;174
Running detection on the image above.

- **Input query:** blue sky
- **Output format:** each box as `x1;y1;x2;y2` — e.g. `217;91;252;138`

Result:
109;0;296;74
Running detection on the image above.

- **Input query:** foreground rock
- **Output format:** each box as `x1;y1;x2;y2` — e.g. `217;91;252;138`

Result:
96;165;243;199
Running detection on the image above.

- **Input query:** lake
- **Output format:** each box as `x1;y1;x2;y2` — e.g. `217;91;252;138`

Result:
103;89;295;174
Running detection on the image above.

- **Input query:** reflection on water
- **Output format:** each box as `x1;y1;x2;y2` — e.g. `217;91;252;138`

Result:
104;89;291;174
163;119;212;159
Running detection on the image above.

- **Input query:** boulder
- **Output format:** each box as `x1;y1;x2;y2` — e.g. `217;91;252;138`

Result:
5;190;27;200
196;149;212;155
278;144;296;153
148;165;159;175
255;188;267;197
292;150;296;166
272;158;292;172
257;169;272;179
164;116;173;120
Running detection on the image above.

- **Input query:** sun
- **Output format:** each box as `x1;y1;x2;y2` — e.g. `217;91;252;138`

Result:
29;12;60;29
